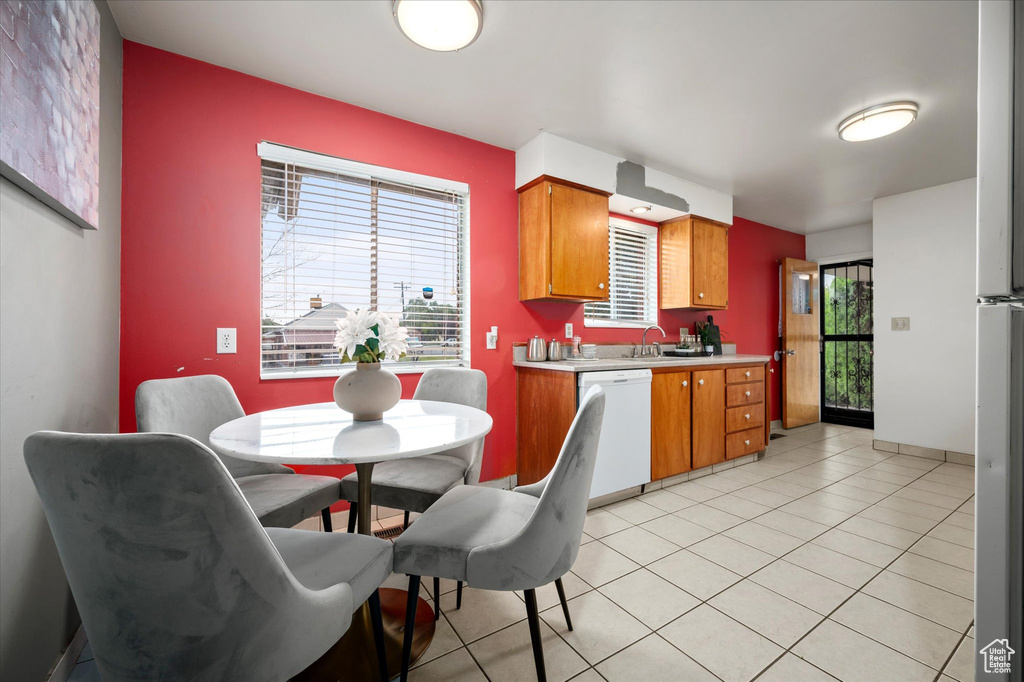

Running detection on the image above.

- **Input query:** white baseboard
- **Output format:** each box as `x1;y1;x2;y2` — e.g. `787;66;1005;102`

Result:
873;439;975;466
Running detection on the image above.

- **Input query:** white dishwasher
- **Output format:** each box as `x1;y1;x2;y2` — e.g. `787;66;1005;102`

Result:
578;369;652;499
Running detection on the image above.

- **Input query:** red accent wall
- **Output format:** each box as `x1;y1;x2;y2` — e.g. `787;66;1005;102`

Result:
120;43;804;490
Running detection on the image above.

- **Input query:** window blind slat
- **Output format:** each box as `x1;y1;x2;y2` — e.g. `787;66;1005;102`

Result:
585;219;658;326
260;150;469;377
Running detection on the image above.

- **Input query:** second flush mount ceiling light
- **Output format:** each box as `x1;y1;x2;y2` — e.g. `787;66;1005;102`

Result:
393;0;483;52
837;101;918;142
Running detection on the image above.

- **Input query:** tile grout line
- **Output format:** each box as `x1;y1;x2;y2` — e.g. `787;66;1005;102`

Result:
415;427;974;682
597;429;972;680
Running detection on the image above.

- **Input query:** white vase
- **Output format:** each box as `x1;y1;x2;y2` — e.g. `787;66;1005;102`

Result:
333;363;401;421
704;345;716;355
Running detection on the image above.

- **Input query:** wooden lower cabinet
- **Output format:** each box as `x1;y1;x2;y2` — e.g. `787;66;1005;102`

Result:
651;371;692;479
692;369;726;469
516;367;577;485
727;427;765;458
725;365;769;460
515;361;769;487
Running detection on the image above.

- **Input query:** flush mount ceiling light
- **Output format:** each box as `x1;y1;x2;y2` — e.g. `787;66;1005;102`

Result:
838;101;918;142
630;205;652;214
393;0;483;52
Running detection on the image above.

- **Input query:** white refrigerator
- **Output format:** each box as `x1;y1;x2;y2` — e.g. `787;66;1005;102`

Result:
976;2;1023;680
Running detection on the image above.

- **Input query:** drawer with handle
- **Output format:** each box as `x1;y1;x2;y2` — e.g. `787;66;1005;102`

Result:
726;404;765;433
727;427;765;458
726;366;765;384
727;381;764;406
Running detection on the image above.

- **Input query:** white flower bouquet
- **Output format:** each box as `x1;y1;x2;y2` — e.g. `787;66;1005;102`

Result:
334;309;409;363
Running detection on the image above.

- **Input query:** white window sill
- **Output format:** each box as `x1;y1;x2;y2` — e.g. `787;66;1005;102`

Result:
261;359;467;381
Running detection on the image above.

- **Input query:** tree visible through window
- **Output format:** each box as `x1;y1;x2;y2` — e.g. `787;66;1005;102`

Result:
821;260;873;427
258;143;469;378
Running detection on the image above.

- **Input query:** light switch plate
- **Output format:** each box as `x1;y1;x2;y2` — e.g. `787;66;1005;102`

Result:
217;328;237;353
565;323;573;338
486;326;498;350
891;317;910;331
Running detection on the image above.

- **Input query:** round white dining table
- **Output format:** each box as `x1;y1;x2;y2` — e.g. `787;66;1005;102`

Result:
209;398;493;680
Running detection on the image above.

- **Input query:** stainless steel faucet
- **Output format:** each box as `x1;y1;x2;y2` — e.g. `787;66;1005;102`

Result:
637;325;666;357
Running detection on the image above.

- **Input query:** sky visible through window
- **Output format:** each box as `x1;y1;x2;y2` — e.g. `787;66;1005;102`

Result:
261;171;463;337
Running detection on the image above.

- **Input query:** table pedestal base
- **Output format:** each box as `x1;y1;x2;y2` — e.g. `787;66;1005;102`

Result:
293;588;435;681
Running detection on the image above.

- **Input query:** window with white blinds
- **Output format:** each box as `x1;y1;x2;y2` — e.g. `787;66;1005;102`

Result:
584;218;659;327
258;142;470;378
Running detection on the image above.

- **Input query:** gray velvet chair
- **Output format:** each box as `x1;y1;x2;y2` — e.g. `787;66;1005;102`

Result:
136;375;342;531
393;386;606;682
340;367;487;614
23;431;394;682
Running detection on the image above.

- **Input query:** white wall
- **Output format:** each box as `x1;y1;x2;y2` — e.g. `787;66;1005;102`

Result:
515;132;734;224
873;179;977;455
806;223;873;263
0;2;122;678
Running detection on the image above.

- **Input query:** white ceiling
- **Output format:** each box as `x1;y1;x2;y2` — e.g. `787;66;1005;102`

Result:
108;0;978;234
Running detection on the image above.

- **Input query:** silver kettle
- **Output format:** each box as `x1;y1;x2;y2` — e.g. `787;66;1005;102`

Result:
547;338;562;362
526;336;547;362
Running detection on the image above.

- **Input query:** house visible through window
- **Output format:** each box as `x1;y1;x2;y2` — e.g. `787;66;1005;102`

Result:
258;142;469;378
584;218;659;327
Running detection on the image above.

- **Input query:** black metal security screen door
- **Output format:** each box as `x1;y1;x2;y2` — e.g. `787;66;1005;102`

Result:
820;260;874;428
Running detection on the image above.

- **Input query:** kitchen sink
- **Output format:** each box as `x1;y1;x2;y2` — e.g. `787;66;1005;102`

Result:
623;355;698;361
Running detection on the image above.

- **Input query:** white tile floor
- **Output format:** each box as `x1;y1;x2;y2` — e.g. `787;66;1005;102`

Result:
390;423;976;682
68;422;976;682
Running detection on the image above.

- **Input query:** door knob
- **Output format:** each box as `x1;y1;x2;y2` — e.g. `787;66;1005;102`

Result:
698;379;704;385
698;292;704;299
682;380;688;387
598;283;605;289
744;413;750;419
745;390;751;397
744;439;751;446
745;371;751;377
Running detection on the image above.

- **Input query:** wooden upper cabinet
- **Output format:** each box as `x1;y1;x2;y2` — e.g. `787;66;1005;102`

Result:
651;371;692;479
518;176;611;302
659;215;729;309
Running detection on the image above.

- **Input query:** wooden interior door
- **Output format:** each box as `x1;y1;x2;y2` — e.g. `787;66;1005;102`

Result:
651;371;692;479
550;184;609;299
691;219;729;308
781;257;820;428
691;369;725;469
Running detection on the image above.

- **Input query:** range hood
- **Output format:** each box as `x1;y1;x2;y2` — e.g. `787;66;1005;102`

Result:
515;133;733;225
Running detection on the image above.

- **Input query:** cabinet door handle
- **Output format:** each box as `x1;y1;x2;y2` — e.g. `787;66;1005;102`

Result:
744;439;751;446
744;413;750;419
698;379;704;386
681;380;688;387
698;292;704;299
598;282;605;289
745;390;751;397
745;371;751;377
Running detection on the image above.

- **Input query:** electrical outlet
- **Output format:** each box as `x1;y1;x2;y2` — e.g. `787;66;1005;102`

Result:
565;323;573;338
217;328;237;353
891;317;910;332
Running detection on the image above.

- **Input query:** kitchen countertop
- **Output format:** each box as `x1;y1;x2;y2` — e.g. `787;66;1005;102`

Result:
513;354;772;372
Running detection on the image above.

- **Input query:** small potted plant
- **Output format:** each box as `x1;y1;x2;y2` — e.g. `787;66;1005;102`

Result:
332;309;409;421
